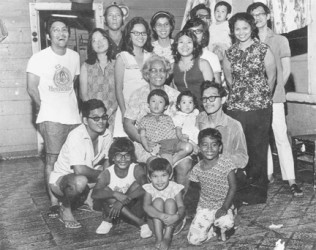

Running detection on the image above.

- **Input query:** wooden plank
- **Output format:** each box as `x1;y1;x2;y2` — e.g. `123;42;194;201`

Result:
0;78;26;88
0;88;30;101
0;114;35;130
0;15;30;29
1;70;28;81
0;43;32;59
0;100;33;115
0;128;37;147
3;27;32;44
0;58;29;71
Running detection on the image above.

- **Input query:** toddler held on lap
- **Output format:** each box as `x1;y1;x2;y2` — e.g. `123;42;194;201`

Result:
139;89;193;166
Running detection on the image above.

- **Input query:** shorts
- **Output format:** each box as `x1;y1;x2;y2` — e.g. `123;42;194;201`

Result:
158;138;180;155
38;121;79;155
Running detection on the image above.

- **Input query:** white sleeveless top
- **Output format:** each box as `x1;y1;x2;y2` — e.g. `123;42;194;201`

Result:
113;51;151;137
107;163;136;194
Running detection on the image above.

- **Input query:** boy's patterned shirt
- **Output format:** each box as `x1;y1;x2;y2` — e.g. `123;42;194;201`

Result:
189;155;236;210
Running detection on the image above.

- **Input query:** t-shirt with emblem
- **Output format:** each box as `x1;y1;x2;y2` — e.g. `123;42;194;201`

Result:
26;47;81;124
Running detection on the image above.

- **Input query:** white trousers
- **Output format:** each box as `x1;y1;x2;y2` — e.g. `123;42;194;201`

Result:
267;103;295;180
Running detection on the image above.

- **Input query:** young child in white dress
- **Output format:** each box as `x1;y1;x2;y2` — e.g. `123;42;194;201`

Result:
173;90;200;153
143;158;186;250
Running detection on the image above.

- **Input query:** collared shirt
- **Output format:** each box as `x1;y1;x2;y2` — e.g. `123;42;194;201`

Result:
52;124;112;177
196;111;248;169
105;30;123;60
264;28;291;103
226;38;272;111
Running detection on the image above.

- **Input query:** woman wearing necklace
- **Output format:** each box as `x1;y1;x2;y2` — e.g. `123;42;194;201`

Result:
113;17;153;138
150;11;175;65
80;28;117;133
172;29;214;109
223;13;276;203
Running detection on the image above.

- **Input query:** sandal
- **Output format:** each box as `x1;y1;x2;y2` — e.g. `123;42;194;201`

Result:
47;205;60;218
290;184;303;197
58;217;82;229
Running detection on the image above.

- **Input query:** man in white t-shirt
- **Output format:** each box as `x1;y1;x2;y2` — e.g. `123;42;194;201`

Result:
49;99;112;228
26;17;81;218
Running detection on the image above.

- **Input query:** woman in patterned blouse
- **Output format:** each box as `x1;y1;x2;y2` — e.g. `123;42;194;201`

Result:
222;12;276;201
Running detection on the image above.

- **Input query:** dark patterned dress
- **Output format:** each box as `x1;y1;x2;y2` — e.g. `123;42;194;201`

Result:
225;38;272;111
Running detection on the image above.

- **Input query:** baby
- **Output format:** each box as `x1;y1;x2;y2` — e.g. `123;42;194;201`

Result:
139;89;193;166
173;90;200;153
208;1;232;61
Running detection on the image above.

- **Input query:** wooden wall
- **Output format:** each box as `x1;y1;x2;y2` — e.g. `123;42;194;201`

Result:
0;0;310;158
0;0;38;158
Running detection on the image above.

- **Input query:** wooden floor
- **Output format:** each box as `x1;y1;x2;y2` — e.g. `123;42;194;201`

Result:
1;157;316;249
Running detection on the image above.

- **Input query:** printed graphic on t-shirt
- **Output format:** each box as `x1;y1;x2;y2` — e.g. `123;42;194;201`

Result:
49;64;72;92
113;183;130;194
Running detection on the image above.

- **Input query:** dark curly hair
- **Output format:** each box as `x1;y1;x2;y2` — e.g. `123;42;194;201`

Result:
85;28;113;65
147;89;170;107
121;17;153;55
198;128;222;147
176;90;199;111
200;80;227;98
172;29;202;63
81;99;107;118
229;12;258;44
108;137;137;165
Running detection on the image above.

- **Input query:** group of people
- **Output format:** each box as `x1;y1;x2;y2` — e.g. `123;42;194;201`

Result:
26;1;303;249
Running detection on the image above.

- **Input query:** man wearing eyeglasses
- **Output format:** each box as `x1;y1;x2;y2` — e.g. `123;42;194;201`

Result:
196;81;248;170
190;4;212;27
49;99;112;228
247;3;303;197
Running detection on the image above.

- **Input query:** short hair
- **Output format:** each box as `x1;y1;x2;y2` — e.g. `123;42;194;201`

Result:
229;12;258;44
46;17;70;38
172;29;202;63
215;1;232;14
182;17;209;48
246;2;272;28
104;3;124;18
142;54;172;83
176;90;199;111
147;157;173;177
200;80;227;97
81;99;106;118
190;4;211;19
198;128;223;147
86;28;113;65
121;17;153;55
246;2;271;15
108;137;137;165
147;89;170;107
150;11;175;40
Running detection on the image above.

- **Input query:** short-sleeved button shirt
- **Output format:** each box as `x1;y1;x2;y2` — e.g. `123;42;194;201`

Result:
138;114;176;142
189;155;236;210
225;39;272;111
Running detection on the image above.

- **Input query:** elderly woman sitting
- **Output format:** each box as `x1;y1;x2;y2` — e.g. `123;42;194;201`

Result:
124;55;192;191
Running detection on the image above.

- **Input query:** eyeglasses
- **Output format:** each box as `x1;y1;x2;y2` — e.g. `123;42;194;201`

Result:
88;114;108;122
155;23;170;29
201;95;221;103
196;14;210;20
114;152;131;160
252;12;266;18
190;29;203;35
130;31;148;37
149;68;167;74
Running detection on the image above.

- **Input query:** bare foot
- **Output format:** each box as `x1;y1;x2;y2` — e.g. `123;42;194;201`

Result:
60;205;76;222
160;238;171;250
154;241;161;250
